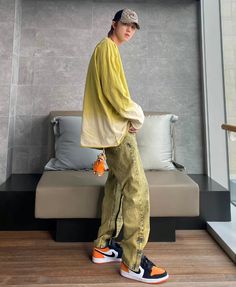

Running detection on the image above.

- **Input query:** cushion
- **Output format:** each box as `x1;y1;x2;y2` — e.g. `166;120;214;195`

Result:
44;116;101;171
35;170;199;218
136;114;178;170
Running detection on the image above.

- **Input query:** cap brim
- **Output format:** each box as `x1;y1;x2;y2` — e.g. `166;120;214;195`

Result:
120;20;140;29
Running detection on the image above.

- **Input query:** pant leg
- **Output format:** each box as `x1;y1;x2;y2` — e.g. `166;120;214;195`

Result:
105;132;150;272
94;169;123;248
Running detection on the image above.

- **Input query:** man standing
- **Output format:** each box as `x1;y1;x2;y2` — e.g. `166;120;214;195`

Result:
80;8;168;284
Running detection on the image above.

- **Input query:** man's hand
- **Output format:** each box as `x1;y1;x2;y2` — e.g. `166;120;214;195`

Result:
128;122;138;133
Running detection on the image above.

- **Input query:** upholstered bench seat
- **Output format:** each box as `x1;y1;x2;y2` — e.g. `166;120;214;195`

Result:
35;169;199;219
34;110;200;242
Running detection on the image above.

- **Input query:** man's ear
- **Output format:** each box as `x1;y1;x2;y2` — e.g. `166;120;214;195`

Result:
111;20;117;30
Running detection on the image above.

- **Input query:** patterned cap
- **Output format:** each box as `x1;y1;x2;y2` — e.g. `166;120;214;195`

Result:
112;8;140;30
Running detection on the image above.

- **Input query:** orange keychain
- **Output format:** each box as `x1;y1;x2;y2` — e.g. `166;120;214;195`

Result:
93;151;106;176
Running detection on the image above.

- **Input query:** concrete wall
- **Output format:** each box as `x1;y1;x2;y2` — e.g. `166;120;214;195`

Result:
0;0;204;184
0;0;21;184
220;0;236;177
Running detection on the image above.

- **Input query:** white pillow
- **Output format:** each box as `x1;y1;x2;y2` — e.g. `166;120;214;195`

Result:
44;116;101;171
136;114;178;170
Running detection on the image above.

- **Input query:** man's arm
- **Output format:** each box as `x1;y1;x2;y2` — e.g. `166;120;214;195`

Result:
128;122;138;133
96;43;144;130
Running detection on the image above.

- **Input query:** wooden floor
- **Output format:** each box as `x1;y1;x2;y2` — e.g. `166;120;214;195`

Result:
0;230;235;287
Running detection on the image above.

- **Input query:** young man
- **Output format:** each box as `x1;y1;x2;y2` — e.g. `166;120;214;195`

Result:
80;8;169;284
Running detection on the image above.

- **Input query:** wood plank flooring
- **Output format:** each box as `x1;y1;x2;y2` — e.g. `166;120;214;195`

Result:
0;230;235;286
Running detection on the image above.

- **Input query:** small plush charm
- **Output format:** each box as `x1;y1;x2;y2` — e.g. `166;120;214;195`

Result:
93;152;106;176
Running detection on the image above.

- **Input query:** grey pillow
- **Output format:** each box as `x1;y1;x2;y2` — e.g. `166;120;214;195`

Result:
44;116;101;171
136;114;178;170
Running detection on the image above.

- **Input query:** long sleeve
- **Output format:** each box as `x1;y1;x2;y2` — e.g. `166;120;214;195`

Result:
81;37;144;148
96;42;144;130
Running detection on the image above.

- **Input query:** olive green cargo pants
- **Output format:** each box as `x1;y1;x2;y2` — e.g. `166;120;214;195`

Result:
94;132;150;272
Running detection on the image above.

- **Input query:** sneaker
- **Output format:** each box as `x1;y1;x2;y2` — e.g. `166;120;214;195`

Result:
120;255;169;284
92;238;123;264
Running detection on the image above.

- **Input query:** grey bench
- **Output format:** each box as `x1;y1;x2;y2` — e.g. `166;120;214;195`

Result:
34;111;200;241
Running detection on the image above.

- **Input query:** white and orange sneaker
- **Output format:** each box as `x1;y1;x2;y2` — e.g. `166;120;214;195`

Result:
120;255;169;284
92;239;123;264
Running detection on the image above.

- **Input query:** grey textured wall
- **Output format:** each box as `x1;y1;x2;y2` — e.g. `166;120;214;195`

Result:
0;0;21;184
0;0;205;183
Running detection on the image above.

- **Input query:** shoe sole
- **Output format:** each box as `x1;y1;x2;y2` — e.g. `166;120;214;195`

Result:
92;256;122;264
120;269;169;284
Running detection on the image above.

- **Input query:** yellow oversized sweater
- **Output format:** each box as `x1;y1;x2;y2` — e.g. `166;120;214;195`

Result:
80;37;144;148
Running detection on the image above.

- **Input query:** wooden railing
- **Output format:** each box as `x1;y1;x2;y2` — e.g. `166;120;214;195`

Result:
221;124;236;133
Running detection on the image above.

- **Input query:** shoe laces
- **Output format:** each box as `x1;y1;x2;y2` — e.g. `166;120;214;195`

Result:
141;255;155;271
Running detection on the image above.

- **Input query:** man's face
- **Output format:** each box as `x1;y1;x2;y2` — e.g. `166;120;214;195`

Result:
112;21;137;42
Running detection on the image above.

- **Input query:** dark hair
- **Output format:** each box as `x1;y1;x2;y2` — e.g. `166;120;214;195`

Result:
107;25;114;37
108;10;123;37
107;21;118;37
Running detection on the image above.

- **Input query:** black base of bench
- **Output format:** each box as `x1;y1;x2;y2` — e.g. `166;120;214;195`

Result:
54;218;176;242
0;173;231;242
0;174;55;231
